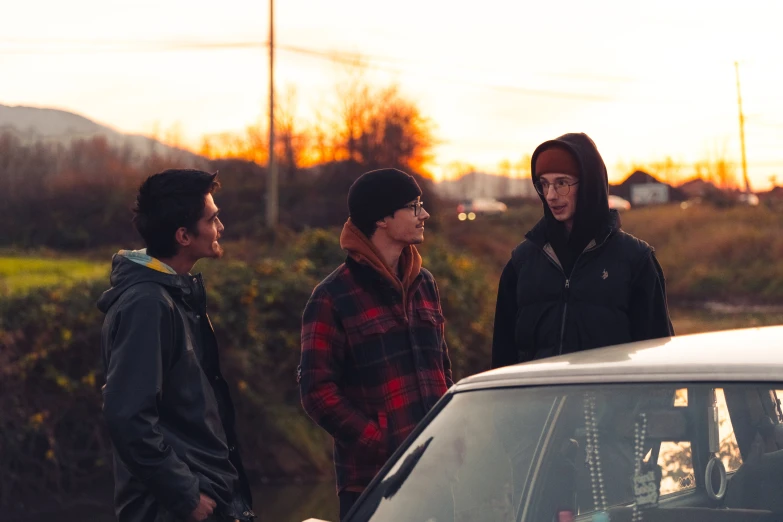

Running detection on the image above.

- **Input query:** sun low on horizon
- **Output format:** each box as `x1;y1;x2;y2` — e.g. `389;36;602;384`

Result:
2;0;782;189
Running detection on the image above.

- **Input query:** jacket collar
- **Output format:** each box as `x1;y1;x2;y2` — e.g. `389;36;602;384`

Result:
525;209;620;248
339;219;422;301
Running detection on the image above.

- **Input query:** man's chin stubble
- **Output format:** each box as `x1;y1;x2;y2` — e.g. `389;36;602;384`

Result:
212;242;224;258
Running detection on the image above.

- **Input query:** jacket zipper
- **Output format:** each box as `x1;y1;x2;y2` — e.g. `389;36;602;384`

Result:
535;249;572;356
559;279;570;355
535;234;613;356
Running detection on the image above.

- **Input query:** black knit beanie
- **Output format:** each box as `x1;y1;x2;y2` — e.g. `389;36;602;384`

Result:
347;168;422;229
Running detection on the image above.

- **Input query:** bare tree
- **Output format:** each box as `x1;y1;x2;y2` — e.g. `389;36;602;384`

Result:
199;125;267;165
513;155;532;180
274;85;311;181
694;144;739;190
334;61;371;164
311;107;336;165
497;159;512;197
646;157;684;185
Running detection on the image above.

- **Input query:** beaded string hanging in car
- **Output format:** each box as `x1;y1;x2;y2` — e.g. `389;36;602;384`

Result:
631;413;648;522
632;411;659;520
583;393;608;517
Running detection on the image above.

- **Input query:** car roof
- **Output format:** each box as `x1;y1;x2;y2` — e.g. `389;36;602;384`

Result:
455;325;783;391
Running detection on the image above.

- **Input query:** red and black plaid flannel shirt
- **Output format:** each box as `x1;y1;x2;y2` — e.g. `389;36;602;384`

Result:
298;257;453;493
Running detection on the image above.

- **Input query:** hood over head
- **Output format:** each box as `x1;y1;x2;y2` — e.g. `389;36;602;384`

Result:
530;132;612;273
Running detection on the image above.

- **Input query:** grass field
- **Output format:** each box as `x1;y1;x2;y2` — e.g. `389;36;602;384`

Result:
670;306;783;335
2;253;782;335
440;202;783;304
0;255;108;295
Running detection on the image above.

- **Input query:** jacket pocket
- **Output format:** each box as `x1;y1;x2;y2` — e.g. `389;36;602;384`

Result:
343;313;398;336
416;307;445;327
343;314;399;368
414;307;446;354
349;412;387;463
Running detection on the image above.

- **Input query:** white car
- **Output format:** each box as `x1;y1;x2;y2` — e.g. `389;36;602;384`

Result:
738;193;760;206
331;325;783;522
608;195;632;211
457;198;508;221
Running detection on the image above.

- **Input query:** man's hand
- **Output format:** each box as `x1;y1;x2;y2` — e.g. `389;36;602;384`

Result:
186;493;216;522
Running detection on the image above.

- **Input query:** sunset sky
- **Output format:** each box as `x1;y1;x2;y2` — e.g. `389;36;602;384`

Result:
3;0;783;188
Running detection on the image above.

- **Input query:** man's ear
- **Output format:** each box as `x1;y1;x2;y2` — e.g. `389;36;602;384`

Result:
375;217;389;230
174;227;192;248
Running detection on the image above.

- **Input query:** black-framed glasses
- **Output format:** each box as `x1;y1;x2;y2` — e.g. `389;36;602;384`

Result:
535;179;579;196
402;200;425;216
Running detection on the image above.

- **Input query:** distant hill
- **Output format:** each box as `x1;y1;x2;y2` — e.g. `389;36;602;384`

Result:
0;103;206;166
436;171;537;200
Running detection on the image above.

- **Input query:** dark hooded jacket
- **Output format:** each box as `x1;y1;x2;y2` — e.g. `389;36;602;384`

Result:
97;253;253;522
491;133;674;368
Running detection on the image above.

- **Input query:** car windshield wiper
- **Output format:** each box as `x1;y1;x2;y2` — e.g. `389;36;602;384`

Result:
381;436;433;499
346;437;434;522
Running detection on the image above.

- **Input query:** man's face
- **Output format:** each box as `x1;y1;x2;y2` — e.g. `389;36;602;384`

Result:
383;197;429;245
538;173;579;228
185;193;224;260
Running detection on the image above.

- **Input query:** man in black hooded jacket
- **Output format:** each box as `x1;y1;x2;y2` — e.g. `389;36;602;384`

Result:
492;133;674;368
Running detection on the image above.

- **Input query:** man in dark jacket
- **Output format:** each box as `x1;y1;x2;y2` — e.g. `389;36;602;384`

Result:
492;133;674;368
298;168;453;520
97;169;254;522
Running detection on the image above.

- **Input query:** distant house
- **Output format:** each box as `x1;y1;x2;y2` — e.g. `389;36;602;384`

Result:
758;185;783;203
609;170;685;206
678;177;719;199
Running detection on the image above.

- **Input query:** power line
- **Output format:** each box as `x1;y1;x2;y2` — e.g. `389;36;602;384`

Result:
3;39;780;108
748;120;783;131
0;38;615;102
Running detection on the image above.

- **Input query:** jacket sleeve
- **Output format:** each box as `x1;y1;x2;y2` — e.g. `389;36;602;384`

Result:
298;287;382;450
492;260;522;369
102;297;200;519
629;251;675;341
433;279;454;388
442;334;454;388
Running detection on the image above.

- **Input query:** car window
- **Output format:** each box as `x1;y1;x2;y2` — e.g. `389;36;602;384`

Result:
352;383;783;522
717;388;743;473
350;388;558;522
657;441;695;496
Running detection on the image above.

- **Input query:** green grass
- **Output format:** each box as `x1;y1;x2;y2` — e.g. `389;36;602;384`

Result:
0;256;108;295
438;202;783;304
670;307;783;336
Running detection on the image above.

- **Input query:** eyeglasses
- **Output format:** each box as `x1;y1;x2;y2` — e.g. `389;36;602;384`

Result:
402;200;425;216
535;179;579;196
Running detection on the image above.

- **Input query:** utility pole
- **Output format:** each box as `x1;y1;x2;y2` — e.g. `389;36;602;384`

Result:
734;61;751;193
266;0;278;228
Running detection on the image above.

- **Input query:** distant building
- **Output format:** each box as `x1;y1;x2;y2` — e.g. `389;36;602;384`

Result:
630;183;670;205
678;177;719;199
610;170;685;206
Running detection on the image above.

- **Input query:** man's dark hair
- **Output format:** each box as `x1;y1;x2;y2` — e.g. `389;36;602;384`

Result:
132;169;220;258
354;219;381;239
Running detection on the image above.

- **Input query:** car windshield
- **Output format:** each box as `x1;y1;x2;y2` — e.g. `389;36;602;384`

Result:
350;382;783;522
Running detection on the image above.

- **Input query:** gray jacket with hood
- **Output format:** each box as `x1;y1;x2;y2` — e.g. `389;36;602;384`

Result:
97;251;253;522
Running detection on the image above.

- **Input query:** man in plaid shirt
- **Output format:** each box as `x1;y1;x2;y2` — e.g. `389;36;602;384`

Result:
298;168;453;520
